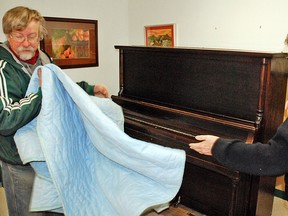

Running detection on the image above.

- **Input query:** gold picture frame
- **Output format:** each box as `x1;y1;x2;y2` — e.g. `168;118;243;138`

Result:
144;24;175;47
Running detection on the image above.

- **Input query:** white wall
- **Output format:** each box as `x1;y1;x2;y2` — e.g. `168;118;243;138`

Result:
128;0;288;52
0;0;129;95
2;1;288;95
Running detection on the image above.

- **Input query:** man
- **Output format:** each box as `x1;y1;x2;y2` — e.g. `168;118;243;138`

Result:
189;101;288;176
0;6;108;215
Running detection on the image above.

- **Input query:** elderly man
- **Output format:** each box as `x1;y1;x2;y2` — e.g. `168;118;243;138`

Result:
0;6;108;216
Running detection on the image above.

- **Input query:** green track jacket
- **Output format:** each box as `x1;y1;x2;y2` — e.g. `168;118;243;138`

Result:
0;42;95;165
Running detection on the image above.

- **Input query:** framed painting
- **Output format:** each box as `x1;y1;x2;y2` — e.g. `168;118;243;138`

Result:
144;24;175;47
40;17;98;69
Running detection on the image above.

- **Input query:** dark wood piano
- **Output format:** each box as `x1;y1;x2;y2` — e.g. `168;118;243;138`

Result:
111;45;288;216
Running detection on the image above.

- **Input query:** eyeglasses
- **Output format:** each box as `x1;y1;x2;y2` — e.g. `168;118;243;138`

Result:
10;33;39;43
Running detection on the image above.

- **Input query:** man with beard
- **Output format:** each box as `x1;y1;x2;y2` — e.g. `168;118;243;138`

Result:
0;6;109;216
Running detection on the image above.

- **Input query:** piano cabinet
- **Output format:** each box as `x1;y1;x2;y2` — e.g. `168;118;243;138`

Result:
111;46;288;216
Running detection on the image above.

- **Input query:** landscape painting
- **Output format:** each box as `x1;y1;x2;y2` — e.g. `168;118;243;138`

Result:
145;24;175;47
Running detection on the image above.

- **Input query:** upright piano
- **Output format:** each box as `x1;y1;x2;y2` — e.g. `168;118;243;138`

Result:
111;45;288;216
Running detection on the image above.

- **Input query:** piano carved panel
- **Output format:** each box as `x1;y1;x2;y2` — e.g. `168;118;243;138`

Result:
112;46;288;216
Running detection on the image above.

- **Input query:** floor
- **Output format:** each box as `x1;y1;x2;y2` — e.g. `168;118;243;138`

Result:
0;176;287;216
272;175;288;216
0;187;8;216
143;204;204;216
144;194;288;216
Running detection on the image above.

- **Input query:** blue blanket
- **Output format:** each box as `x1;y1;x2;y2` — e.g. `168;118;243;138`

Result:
14;64;186;216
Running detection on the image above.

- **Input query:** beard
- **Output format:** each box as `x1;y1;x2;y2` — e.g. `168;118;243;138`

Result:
16;46;36;60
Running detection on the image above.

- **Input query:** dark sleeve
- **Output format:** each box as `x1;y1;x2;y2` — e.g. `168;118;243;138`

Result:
76;81;94;96
0;88;42;136
212;119;288;176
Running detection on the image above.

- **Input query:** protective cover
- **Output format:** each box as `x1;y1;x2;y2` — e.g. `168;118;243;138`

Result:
14;64;185;216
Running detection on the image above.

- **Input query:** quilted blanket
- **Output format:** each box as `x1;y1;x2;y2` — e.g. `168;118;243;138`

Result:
14;64;186;216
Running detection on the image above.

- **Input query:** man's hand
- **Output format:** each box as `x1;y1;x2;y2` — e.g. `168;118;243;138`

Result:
94;84;109;98
38;68;42;87
189;135;219;156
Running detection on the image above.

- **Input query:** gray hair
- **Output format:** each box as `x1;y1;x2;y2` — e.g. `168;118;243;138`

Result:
2;6;47;40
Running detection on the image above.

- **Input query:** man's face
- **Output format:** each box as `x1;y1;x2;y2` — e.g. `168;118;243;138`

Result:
8;20;40;61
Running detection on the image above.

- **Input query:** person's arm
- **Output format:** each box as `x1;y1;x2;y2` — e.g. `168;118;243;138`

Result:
76;81;109;98
0;90;42;136
0;67;42;136
190;101;288;176
190;121;288;176
211;120;288;176
76;81;94;95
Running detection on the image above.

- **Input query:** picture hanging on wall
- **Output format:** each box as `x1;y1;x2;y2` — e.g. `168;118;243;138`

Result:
40;17;98;69
144;24;175;47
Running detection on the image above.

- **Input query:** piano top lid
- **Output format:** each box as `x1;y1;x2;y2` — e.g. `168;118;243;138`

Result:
115;45;280;57
114;45;286;128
